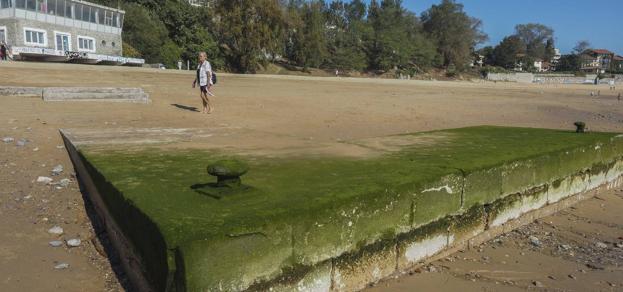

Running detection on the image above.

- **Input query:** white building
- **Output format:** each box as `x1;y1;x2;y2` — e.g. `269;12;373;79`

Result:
0;0;143;65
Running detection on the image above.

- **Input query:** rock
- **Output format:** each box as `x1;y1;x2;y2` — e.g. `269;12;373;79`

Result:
595;242;608;249
48;178;70;188
66;238;81;247
54;263;69;270
533;281;545;288
33;147;39;152
586;263;605;270
529;236;541;247
49;240;63;247
568;274;576;280
37;176;53;184
2;137;14;143
51;165;63;176
616;243;623;248
48;226;64;235
560;244;571;250
16;139;27;147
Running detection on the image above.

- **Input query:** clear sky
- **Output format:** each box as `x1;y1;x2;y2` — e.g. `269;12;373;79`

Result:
366;0;623;55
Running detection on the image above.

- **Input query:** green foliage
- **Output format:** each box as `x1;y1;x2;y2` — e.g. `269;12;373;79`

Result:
122;3;168;63
213;0;285;73
122;41;141;58
118;0;489;74
160;40;183;69
514;23;553;60
422;0;487;70
557;54;581;72
492;36;524;69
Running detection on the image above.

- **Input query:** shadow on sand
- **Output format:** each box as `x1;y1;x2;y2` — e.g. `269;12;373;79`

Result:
75;175;135;291
171;103;199;112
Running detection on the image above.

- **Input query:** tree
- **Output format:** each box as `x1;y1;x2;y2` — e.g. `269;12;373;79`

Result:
492;35;524;69
556;54;581;72
160;40;183;69
514;23;554;60
422;0;487;70
573;40;591;55
214;0;285;72
324;0;370;71
477;46;494;66
543;38;555;62
122;3;169;63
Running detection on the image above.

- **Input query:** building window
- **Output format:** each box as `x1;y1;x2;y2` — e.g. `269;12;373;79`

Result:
111;41;115;47
77;36;95;52
54;31;71;52
101;40;106;47
0;27;6;43
0;0;12;9
24;28;47;46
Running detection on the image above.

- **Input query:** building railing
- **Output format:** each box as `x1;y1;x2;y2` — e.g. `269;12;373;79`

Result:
12;46;144;64
0;0;124;35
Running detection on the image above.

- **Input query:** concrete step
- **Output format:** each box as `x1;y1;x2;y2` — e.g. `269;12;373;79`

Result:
42;87;150;103
0;86;43;97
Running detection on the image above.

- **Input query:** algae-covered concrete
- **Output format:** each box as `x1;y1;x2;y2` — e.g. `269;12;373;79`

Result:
65;126;623;291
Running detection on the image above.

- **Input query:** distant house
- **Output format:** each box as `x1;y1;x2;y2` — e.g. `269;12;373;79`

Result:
580;49;614;74
533;59;543;72
614;55;623;72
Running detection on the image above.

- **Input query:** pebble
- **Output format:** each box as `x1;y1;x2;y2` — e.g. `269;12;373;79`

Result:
58;178;71;188
595;242;608;249
54;263;69;270
568;274;577;280
51;165;63;176
48;226;64;235
529;236;541;247
16;139;27;147
36;176;53;184
49;240;63;247
33;147;39;152
616;243;623;248
560;244;571;250
66;238;81;247
533;281;545;288
2;137;14;143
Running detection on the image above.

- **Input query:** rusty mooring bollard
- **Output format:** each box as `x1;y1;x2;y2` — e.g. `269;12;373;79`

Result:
574;121;586;133
207;160;249;188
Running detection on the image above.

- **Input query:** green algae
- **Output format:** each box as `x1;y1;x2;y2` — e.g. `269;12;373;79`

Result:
76;126;623;291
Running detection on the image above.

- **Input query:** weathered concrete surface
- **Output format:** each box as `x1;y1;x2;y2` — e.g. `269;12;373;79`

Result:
43;87;150;103
0;86;150;103
0;86;43;97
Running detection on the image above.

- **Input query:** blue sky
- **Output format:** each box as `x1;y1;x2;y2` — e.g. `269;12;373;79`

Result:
365;0;623;55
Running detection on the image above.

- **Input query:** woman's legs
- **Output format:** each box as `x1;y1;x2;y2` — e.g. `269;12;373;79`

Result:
206;85;214;113
200;91;209;113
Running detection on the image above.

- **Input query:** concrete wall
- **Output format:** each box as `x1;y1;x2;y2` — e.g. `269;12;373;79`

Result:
0;17;122;56
486;73;534;83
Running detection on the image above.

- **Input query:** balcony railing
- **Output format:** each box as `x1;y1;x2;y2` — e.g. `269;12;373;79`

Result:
0;0;124;35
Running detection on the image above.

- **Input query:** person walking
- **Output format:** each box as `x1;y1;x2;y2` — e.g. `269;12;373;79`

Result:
192;52;215;114
0;43;7;61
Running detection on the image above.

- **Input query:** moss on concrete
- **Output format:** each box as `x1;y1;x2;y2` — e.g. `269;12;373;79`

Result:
76;126;623;291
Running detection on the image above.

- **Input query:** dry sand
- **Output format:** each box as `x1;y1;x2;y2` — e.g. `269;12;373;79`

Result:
1;61;623;291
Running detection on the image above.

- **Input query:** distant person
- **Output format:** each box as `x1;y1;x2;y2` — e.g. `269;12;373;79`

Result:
192;52;214;114
610;79;616;91
0;43;7;61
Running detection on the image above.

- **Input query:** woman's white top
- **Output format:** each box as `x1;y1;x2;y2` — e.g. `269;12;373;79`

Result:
197;61;213;86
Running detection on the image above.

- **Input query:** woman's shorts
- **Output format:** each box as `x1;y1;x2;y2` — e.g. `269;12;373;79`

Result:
200;85;208;93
